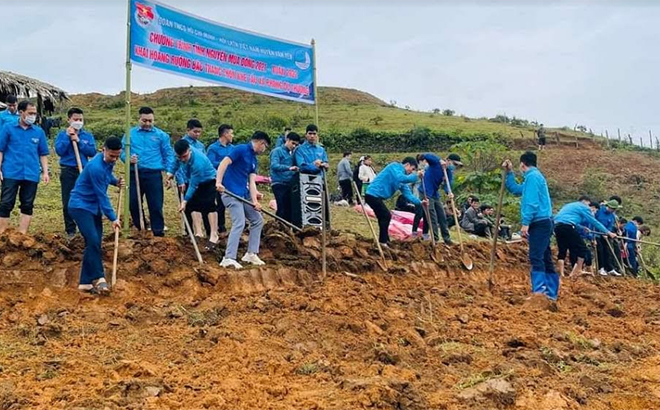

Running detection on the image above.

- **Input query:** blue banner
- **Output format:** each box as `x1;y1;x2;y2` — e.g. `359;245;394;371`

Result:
129;0;315;104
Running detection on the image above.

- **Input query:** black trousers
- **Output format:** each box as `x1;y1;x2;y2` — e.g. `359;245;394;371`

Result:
0;178;38;218
185;179;216;237
365;194;390;244
339;179;354;204
273;182;294;223
596;237;615;271
60;166;80;234
555;223;588;260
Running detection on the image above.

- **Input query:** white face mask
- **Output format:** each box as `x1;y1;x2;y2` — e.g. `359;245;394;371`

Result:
25;115;37;125
71;120;84;130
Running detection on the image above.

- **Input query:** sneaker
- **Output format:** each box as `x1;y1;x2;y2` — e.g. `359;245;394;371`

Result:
93;278;110;295
241;253;265;266
422;233;430;241
598;268;608;276
608;270;622;277
220;257;243;269
444;240;455;246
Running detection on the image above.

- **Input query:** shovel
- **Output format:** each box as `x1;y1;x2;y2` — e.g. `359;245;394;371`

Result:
222;190;302;232
111;187;123;286
352;180;388;271
134;163;146;231
176;190;204;264
442;166;473;270
488;169;506;289
72;140;84;173
419;178;442;263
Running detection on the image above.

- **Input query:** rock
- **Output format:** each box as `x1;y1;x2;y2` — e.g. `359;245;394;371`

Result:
143;386;161;397
41;288;53;298
37;314;49;326
456;314;470;325
458;378;516;405
590;338;602;349
365;320;384;336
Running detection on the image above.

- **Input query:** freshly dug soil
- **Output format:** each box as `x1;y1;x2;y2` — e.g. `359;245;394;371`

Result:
0;225;659;410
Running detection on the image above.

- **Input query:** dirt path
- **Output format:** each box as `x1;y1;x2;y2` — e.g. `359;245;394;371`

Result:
0;227;659;409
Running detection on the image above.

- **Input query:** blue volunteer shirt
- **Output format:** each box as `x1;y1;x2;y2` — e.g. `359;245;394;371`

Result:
419;153;453;199
294;141;328;175
554;201;608;234
120;126;175;171
0;122;49;182
0;109;19;128
175;135;206;184
366;162;421;204
207;140;233;170
68;153;119;221
222;142;257;198
595;206;616;232
54;129;97;168
275;134;286;148
505;167;553;226
624;221;638;246
169;149;217;202
270;145;296;185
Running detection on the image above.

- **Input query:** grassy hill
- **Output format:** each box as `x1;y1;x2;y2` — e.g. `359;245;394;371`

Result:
66;86;597;150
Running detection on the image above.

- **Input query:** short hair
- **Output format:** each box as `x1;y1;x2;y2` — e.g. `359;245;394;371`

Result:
284;126;291;132
17;100;33;112
589;201;600;209
67;107;84;118
105;136;122;150
252;130;271;145
286;132;301;142
401;157;418;168
187;119;203;130
471;196;480;203
609;195;622;205
633;216;644;225
6;95;17;104
619;217;628;225
343;151;352;157
218;124;233;137
640;226;651;235
138;106;154;115
520;151;537;167
306;124;318;133
480;204;493;212
174;139;190;155
578;195;591;203
364;155;372;160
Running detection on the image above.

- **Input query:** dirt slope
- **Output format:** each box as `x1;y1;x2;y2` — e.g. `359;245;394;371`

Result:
1;223;660;410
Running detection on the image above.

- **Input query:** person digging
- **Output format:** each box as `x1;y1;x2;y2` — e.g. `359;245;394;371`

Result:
554;196;616;277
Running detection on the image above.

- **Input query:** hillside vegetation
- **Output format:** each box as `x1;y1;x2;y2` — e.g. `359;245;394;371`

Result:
67;86;596;151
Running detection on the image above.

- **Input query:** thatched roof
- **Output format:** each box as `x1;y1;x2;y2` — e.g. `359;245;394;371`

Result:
0;71;69;102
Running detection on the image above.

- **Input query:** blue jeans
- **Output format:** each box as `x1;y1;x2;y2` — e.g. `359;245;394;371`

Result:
528;218;559;300
69;208;104;285
130;167;164;236
221;194;264;260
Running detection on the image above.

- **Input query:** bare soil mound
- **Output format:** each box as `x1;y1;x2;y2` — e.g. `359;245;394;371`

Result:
0;224;659;410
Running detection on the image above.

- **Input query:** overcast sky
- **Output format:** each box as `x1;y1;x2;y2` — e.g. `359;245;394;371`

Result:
1;0;658;142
